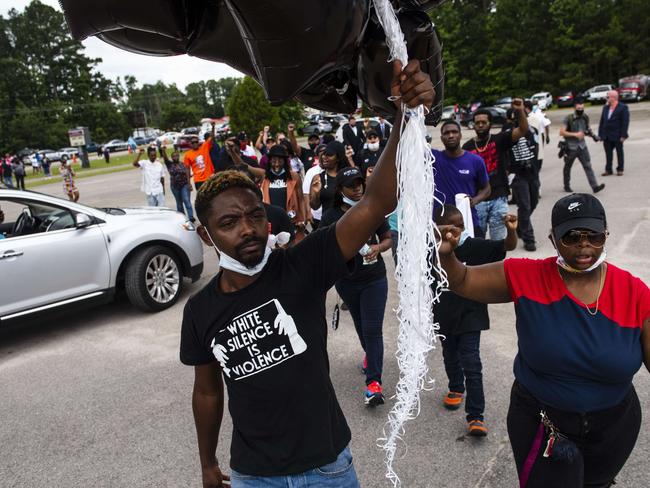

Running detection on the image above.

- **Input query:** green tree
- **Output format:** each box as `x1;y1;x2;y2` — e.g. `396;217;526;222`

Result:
226;77;306;137
159;102;202;131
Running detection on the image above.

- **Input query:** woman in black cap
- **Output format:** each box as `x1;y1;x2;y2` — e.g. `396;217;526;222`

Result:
320;166;392;407
437;193;650;487
308;141;351;214
260;144;307;240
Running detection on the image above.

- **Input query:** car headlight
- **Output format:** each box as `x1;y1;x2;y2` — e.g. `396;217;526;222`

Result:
181;220;196;231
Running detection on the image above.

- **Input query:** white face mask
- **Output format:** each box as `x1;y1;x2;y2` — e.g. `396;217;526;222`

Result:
342;195;360;207
458;229;471;246
270;168;286;176
368;142;380;151
205;229;271;276
552;235;607;273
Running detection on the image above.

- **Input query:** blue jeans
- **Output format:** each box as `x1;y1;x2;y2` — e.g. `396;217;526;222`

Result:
441;331;484;421
475;196;508;240
335;277;387;385
3;176;13;188
146;192;165;207
171;185;194;220
230;447;359;488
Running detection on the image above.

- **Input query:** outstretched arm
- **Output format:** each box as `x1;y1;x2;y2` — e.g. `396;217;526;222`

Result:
132;148;144;167
438;225;512;303
335;60;434;261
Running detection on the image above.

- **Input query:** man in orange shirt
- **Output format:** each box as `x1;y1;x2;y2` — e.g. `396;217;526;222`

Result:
184;122;216;190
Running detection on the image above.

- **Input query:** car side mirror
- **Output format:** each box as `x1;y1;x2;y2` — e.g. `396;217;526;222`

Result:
75;213;92;228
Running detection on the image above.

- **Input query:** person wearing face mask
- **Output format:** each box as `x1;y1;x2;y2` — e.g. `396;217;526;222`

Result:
179;60;434;488
559;97;605;194
309;140;349;214
260;144;307;239
319;166;392;406
433;205;517;437
436;192;650;488
354;130;383;177
288;123;320;172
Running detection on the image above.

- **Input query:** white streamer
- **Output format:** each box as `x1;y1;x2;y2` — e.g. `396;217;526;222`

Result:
372;1;447;486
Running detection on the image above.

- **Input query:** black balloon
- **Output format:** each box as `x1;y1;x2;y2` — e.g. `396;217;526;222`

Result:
60;0;443;123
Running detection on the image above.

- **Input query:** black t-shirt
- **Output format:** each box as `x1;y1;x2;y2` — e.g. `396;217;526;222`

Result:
319;207;389;285
355;148;383;175
1;161;12;177
180;225;352;476
508;129;539;177
434;237;505;335
264;202;295;242
267;173;288;209
318;172;338;212
300;146;316;171
462;131;514;199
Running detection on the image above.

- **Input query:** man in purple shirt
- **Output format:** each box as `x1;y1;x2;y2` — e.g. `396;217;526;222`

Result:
432;120;491;236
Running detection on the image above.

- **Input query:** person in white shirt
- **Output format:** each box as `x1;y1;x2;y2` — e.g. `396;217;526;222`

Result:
133;147;165;207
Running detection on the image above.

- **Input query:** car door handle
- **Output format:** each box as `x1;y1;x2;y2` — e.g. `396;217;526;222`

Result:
0;250;23;259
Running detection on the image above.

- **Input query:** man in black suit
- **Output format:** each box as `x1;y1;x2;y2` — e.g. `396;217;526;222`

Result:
377;116;391;145
598;90;630;176
342;115;365;154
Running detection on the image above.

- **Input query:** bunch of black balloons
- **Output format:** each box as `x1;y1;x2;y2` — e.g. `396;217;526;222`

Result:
61;0;444;122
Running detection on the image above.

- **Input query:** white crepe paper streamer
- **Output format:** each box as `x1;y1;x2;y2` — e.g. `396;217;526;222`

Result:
372;1;448;486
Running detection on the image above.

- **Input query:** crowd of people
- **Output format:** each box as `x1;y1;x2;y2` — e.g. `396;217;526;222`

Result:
0;58;644;488
170;60;649;488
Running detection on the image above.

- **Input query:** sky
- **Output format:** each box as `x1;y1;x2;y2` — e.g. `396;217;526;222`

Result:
1;0;244;89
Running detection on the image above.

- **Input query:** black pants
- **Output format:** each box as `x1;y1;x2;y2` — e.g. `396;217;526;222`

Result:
441;331;484;421
510;174;539;244
15;174;25;190
603;140;624;173
507;381;641;488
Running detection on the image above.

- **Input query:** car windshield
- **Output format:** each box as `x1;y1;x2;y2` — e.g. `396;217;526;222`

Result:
620;82;639;88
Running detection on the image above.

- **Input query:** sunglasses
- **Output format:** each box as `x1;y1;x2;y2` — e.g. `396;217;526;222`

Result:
560;230;608;248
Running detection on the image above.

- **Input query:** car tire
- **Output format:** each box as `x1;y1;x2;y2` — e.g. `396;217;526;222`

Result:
124;246;183;312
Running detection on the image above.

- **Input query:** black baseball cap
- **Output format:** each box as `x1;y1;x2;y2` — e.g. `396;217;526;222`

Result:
366;129;379;138
336;166;364;187
552;193;607;238
267;144;289;159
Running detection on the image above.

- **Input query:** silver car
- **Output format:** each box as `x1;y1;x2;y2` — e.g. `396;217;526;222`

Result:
0;189;203;323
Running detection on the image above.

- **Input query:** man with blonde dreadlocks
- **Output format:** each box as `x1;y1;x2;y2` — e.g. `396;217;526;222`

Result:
178;60;435;488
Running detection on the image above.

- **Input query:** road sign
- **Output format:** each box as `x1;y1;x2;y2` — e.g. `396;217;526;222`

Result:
68;128;86;147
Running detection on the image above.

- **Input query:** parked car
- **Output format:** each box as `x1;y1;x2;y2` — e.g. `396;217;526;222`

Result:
531;92;553;108
441;105;455;120
37;149;61;162
216;123;232;139
133;136;147;146
0;188;204;322
102;139;129;153
85;141;100;153
586;84;614;104
460;106;508;129
155;132;182;147
494;97;513;110
301;114;335;136
59;147;80;158
617;75;649;102
555;91;577;108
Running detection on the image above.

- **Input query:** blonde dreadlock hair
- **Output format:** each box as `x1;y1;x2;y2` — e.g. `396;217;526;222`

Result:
195;170;262;225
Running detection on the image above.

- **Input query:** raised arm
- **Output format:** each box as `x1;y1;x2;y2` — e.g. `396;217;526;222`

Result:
510;99;529;142
335;60;434;261
132;148;144;167
438;224;512;303
287;123;302;157
192;362;230;488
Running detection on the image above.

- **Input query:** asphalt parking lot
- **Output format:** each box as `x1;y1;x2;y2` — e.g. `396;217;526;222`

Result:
1;102;650;487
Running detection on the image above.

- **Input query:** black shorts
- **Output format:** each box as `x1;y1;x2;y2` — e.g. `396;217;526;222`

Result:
507;380;641;488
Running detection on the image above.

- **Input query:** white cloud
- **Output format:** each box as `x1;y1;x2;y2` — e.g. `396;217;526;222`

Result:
0;0;244;89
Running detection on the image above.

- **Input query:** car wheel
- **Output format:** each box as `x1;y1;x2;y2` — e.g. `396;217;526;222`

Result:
124;246;183;312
